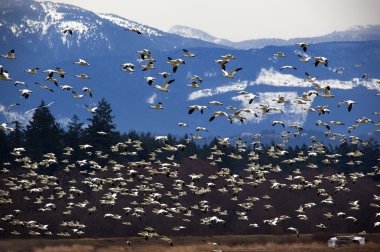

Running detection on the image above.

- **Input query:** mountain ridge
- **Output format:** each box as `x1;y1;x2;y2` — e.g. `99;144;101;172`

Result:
170;24;380;49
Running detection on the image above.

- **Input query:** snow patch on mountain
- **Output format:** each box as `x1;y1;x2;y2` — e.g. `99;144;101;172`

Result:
188;82;248;101
169;25;230;45
188;68;380;103
231;92;315;126
253;68;380;91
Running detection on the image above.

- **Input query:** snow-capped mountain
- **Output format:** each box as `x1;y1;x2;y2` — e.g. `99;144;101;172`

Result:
170;25;380;49
0;0;222;63
169;25;233;46
0;0;379;141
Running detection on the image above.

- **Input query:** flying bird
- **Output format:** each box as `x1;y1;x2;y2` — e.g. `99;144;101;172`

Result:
73;59;90;66
150;102;164;109
82;87;93;97
280;66;297;70
338;100;357;112
222;67;242;78
209;111;229;122
183;49;195;58
62;28;73;35
188;105;207;114
34;82;54;92
295;42;309;52
125;27;142;34
167;57;185;73
25;68;39;74
19;89;32;99
312;56;328;67
1;49;16;59
144;76;157;86
154;79;175;92
272;121;285;127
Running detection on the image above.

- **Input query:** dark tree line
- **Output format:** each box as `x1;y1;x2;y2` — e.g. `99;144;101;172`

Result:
0;98;379;175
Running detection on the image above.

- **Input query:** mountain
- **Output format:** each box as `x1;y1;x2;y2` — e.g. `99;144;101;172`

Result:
0;0;379;142
170;25;380;49
0;0;224;63
169;25;233;46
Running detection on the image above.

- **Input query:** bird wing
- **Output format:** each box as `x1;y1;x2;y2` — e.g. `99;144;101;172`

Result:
161;79;175;89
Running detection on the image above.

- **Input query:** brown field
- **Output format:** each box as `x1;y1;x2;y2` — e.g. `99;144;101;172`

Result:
0;234;380;252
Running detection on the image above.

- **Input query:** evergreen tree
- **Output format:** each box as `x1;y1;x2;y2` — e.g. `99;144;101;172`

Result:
7;120;25;150
25;101;62;160
64;114;84;159
84;98;119;150
0;129;9;163
65;114;84;148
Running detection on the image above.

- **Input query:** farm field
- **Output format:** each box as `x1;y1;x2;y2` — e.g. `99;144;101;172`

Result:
1;234;380;252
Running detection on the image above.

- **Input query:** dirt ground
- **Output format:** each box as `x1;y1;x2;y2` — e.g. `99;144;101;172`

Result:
0;234;379;252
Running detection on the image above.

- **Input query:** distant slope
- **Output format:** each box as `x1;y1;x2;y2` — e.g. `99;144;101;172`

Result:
170;25;380;49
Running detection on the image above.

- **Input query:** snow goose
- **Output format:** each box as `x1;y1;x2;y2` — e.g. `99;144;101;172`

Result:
305;72;317;82
34;82;54;92
208;101;223;105
137;49;151;59
287;227;300;237
62;28;73;35
144;76;157;86
25;68;39;74
75;74;90;79
222;67;242;78
19;89;32;99
14;81;26;87
209;111;229;122
273;52;286;57
320;86;334;98
72;91;85;99
166;57;185;73
85;105;97;113
187;81;199;88
295;42;309;52
125;27;142;34
45;76;58;86
183;49;195;58
121;63;135;72
55;67;65;78
1;49;16;59
150;102;164;109
190;75;203;82
280;65;297;70
188;105;207;114
158;72;171;78
196;127;208;132
312;56;328;67
297;54;310;62
140;62;155;71
60;85;73;90
272;121;285;127
73;59;90;66
0;70;12;81
82;87;93;97
154;79;175;92
338;100;357;112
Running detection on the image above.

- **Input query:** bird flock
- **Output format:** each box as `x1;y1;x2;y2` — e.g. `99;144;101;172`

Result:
0;25;380;247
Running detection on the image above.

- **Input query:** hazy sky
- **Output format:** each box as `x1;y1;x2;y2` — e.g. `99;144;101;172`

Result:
47;0;380;41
